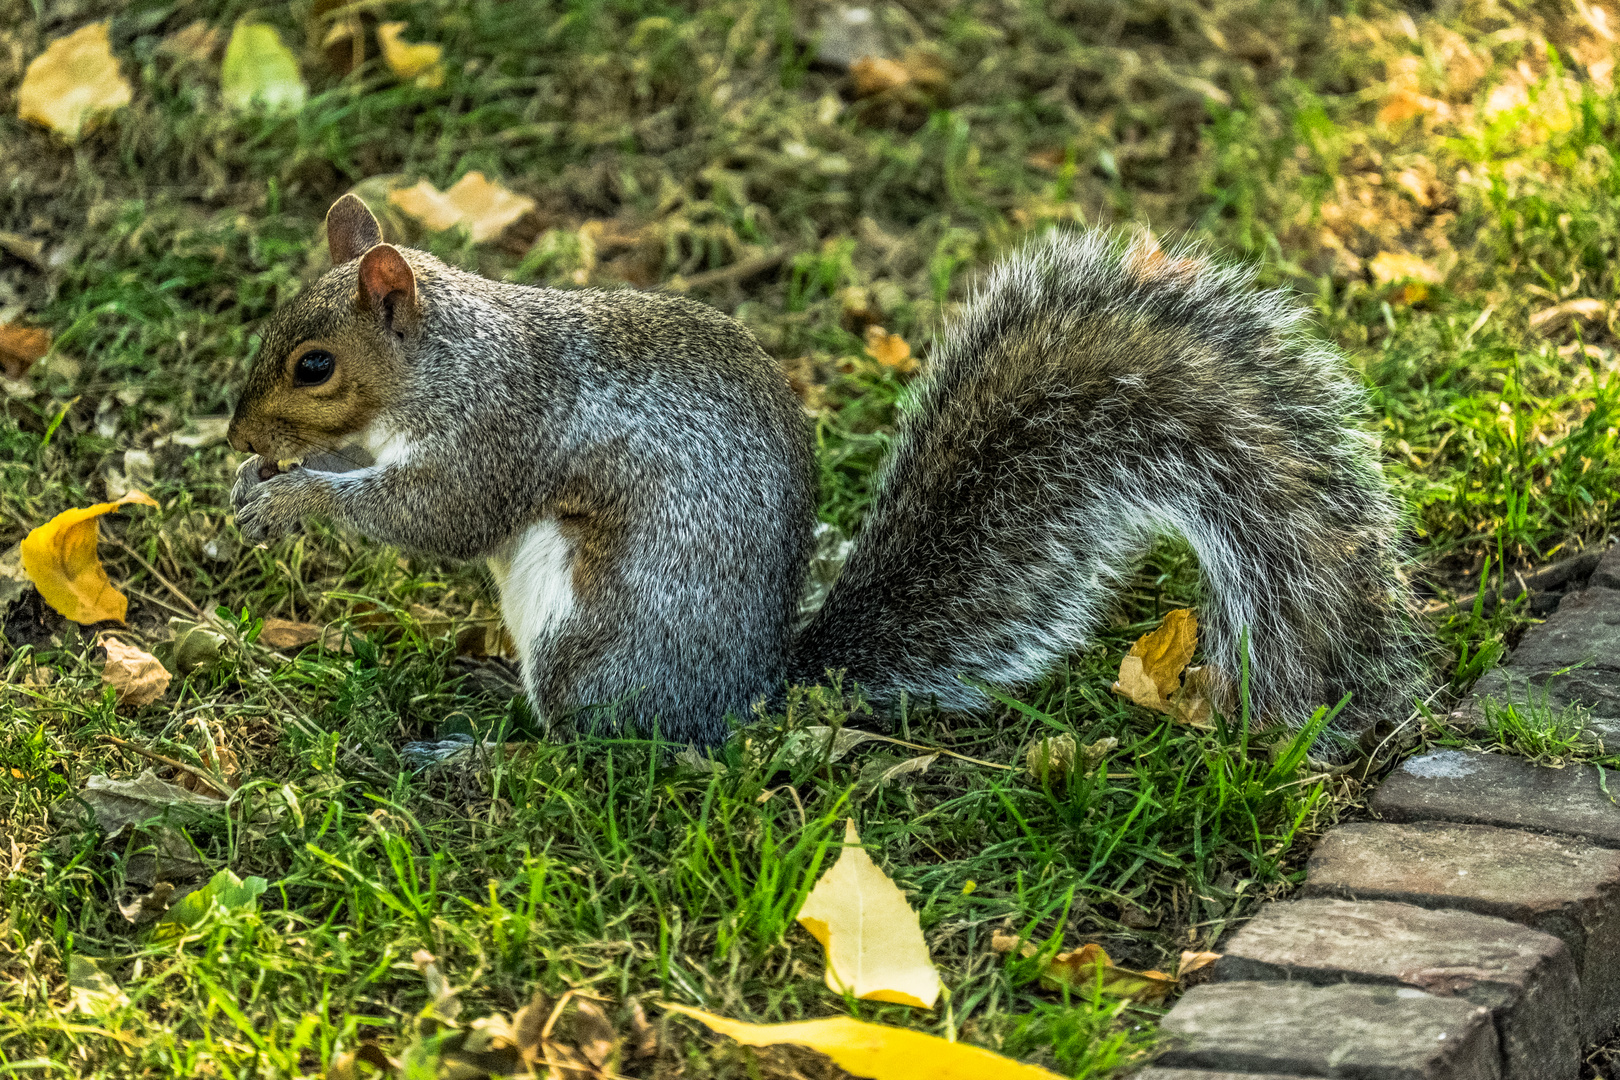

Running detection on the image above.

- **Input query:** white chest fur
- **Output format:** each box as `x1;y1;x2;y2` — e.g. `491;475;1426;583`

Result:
359;420;416;468
487;519;576;694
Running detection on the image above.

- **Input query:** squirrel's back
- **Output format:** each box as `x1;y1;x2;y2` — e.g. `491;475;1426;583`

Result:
791;232;1421;751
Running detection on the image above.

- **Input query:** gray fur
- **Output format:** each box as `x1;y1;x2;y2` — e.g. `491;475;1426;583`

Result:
232;229;1423;752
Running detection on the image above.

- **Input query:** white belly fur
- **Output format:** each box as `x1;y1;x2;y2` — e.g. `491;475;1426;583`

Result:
488;518;576;697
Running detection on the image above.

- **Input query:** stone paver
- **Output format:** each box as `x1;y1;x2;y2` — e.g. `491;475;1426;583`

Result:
1157;981;1500;1079
1214;897;1577;1080
1461;583;1620;746
1371;748;1620;848
1302;820;1620;1043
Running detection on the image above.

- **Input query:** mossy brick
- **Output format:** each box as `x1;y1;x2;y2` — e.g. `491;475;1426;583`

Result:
1156;981;1500;1080
1370;749;1620;848
1215;897;1577;1080
1459;587;1620;745
1302;821;1620;1043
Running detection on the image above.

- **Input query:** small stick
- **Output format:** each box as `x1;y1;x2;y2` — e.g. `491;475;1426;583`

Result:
670;251;787;292
110;536;203;617
96;733;232;797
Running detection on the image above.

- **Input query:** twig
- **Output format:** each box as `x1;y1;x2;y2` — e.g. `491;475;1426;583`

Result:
109;536;203;617
96;733;232;798
669;251;787;292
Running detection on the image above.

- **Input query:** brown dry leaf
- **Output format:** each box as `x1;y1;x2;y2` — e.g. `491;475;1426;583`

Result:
628;997;657;1059
851;56;911;97
572;998;618;1068
101;639;172;708
1530;297;1607;331
18;22;133;140
388;172;536;244
1172;665;1223;730
20;491;160;625
1177;951;1221;978
377;22;444;88
257;617;323;650
1038;943;1178;1003
1112;608;1197;713
666;1003;1068;1080
0;324;51;381
864;325;917;373
796;818;943;1008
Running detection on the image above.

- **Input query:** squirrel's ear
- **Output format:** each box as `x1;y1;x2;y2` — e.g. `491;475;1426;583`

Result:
358;244;418;336
326;194;383;264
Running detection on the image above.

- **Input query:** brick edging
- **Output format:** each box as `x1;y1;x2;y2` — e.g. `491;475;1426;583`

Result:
1139;542;1620;1080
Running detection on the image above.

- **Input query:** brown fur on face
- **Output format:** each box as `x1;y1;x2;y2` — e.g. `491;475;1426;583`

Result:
229;262;412;463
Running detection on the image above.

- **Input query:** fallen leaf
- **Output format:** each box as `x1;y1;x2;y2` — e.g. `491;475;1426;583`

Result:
1173;666;1225;730
1178;950;1221;978
1530;297;1607;330
169;618;228;675
0;324;50;381
851;56;911;97
68;955;129;1015
572;997;618;1067
221;23;307;113
17;22;133;140
160;21;223;63
19;491;159;625
77;769;222;882
864;325;917;373
1369;251;1444;287
795;818;942;1008
665;1003;1067;1080
377;22;444;88
856;752;937;796
1024;734;1076;784
773;725;878;771
165;415;231;449
102;639;171;707
116;880;176;925
1112;609;1197;712
1038;942;1178;1003
257;617;323;650
388;172;536;243
327;1044;396;1080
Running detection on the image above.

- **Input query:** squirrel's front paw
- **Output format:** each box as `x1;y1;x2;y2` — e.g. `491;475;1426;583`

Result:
232;463;334;544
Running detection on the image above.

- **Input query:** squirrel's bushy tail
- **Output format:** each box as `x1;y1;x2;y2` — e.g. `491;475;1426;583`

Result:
788;231;1422;751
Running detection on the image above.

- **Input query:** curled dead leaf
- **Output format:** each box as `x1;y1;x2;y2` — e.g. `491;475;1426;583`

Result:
101;639;171;707
18;22;133;140
257;617;324;650
1112;609;1197;711
1530;298;1607;331
1038;942;1178;1003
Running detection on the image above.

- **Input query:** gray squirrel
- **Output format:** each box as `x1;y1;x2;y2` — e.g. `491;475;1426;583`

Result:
227;194;1422;752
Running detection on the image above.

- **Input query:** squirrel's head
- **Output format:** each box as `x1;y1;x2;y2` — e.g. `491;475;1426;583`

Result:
228;194;417;467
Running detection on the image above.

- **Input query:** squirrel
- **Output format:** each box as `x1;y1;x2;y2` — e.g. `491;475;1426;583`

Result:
227;194;1423;755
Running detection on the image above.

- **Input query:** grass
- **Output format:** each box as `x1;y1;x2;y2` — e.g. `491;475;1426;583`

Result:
3;0;1620;1075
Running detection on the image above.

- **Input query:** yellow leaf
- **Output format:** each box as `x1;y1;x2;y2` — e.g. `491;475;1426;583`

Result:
377;22;444;88
20;492;159;625
864;326;917;373
664;1004;1068;1080
796;819;942;1009
851;56;911;97
101;639;171;707
257;617;323;650
221;23;307;113
388;172;537;244
1369;251;1443;286
18;22;133;141
1177;951;1221;979
1038;943;1178;1003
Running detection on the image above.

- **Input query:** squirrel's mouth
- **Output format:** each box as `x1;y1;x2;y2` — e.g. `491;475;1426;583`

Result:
258;456;304;481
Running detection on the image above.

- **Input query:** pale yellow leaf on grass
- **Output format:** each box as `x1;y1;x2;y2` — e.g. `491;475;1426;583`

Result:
1530;297;1607;330
796;819;942;1008
388;172;536;243
1177;950;1221;978
1038;942;1178;1003
377;22;444;88
101;639;171;707
1369;251;1443;286
18;22;133;141
221;23;307;113
20;491;159;625
665;1003;1067;1080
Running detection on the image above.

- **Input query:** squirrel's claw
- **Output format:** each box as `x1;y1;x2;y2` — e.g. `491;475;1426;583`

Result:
231;457;330;544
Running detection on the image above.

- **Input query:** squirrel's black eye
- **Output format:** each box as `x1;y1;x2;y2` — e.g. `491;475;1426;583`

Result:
293;349;335;387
